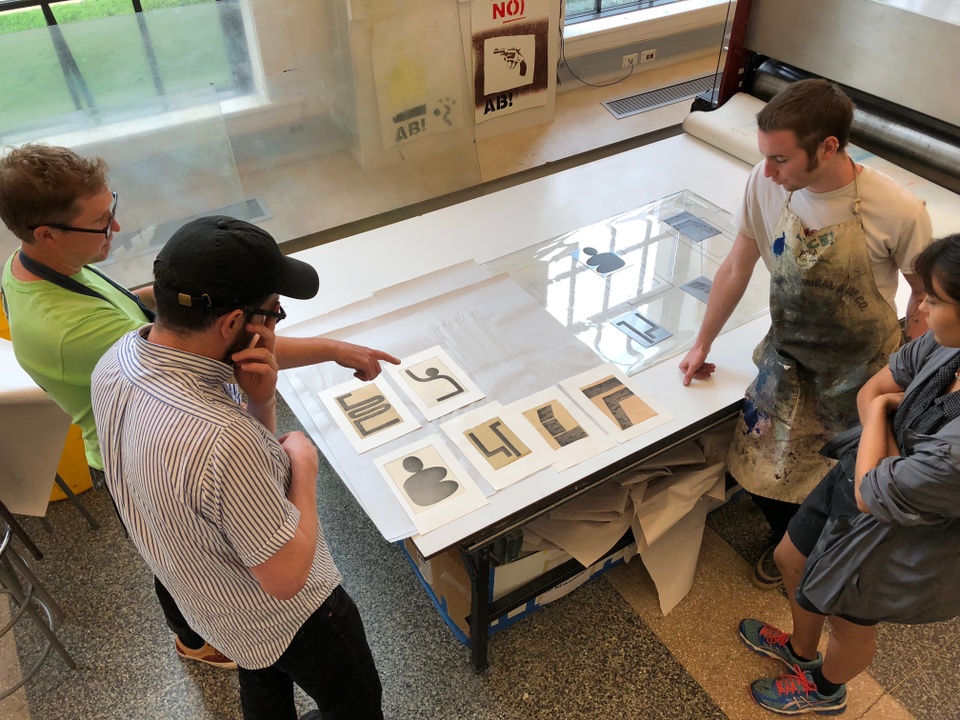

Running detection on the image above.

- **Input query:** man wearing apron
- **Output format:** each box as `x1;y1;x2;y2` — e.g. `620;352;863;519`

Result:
679;79;932;589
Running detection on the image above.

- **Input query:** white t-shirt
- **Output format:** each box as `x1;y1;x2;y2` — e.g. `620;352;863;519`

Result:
734;161;933;307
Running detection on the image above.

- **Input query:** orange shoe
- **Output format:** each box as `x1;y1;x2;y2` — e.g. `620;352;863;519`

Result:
174;637;238;670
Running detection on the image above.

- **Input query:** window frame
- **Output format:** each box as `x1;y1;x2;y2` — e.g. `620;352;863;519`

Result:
565;0;687;25
0;0;255;139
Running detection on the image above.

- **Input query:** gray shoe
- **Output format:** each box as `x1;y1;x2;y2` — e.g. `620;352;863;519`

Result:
752;544;783;590
738;618;823;671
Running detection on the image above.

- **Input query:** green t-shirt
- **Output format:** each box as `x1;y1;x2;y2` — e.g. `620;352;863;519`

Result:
2;252;146;470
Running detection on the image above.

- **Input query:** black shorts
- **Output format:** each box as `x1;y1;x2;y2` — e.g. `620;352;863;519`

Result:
787;454;879;627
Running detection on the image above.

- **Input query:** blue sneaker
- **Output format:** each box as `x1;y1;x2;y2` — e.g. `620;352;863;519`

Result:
739;619;823;670
750;666;847;715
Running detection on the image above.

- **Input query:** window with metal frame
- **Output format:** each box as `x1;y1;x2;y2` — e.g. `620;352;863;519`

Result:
0;0;253;139
566;0;686;25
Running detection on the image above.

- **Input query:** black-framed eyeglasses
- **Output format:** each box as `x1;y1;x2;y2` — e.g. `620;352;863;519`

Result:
247;305;286;323
29;192;118;239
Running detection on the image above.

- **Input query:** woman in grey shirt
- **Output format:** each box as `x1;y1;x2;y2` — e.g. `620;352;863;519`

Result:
735;232;960;716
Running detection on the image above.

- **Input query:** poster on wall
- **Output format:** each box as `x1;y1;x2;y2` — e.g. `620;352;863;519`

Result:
471;0;550;124
372;5;466;149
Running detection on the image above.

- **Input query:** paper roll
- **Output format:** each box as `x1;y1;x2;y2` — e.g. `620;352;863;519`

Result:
682;92;766;167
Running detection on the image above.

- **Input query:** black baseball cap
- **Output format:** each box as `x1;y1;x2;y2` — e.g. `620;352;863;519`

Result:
154;216;319;309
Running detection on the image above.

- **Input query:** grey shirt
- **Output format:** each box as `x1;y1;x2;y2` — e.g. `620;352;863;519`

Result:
861;331;960;526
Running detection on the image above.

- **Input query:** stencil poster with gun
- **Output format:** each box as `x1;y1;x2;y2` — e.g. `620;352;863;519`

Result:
494;47;527;77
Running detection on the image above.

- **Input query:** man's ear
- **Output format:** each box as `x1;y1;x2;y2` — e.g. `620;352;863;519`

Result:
820;135;840;159
31;226;56;245
218;308;246;340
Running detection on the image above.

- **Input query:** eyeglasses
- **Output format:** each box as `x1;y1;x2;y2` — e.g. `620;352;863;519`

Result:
247;305;286;323
30;192;118;239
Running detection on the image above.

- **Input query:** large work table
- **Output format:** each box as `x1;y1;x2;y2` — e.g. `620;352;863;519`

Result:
277;133;770;670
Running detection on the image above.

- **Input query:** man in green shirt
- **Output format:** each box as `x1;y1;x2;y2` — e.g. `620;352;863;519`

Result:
0;143;398;669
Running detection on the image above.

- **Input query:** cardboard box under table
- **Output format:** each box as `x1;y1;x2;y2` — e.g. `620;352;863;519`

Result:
402;536;637;643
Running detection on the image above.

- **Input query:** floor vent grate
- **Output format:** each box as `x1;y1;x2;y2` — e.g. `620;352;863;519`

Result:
602;74;718;119
242;196;270;223
211;196;271;223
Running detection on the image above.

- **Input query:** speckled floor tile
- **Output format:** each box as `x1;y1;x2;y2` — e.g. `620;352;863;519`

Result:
606;528;912;720
887;638;960;720
869;617;960;690
853;694;916;720
482;579;726;720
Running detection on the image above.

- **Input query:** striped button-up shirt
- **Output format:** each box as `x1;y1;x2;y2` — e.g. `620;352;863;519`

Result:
92;328;341;669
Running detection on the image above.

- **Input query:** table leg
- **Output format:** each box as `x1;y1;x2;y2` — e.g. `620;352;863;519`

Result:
54;475;99;530
463;545;491;672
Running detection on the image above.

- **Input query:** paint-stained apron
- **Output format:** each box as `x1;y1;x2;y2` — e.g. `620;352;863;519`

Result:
726;166;902;504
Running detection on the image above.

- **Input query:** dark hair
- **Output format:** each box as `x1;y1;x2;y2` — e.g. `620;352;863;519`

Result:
913;233;960;304
756;79;855;160
0;144;108;243
153;260;269;334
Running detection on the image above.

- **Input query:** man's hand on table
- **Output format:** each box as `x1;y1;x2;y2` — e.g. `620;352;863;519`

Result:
679;345;717;386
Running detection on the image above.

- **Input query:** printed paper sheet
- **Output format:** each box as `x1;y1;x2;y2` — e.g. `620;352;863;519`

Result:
374;435;488;535
387;345;486;421
559;363;674;443
318;376;420;454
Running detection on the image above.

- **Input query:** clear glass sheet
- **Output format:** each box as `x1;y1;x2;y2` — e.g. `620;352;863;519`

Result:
93;85;245;289
227;0;483;243
484;190;769;376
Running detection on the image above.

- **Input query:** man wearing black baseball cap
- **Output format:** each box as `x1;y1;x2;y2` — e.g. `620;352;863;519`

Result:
92;216;383;720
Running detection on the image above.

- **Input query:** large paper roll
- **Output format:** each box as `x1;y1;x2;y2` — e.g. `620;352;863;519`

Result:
682;92;765;167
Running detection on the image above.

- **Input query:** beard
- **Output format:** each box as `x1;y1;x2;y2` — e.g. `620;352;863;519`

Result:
222;323;255;364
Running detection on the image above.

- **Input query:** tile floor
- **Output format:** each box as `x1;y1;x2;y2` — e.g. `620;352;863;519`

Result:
5;53;959;720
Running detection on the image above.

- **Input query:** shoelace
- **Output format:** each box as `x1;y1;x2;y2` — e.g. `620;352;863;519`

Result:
774;665;818;696
759;624;790;647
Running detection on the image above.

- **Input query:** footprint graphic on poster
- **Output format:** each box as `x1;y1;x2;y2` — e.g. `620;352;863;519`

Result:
402;456;459;506
582;246;625;274
433;97;456;127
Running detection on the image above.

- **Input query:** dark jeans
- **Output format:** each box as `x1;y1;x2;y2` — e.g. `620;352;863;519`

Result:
155;577;206;649
749;492;801;547
238;585;383;720
92;467;207;650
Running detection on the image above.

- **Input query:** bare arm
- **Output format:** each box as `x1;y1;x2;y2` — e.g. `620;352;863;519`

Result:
274;336;400;381
855;392;904;513
902;273;928;341
679;230;761;385
133;285;156;312
248;432;319;600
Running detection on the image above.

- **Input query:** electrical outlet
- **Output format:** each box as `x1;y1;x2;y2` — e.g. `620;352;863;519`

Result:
622;53;639;69
641;49;657;63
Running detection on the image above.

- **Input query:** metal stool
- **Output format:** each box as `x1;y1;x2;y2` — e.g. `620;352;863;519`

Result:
0;523;75;700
